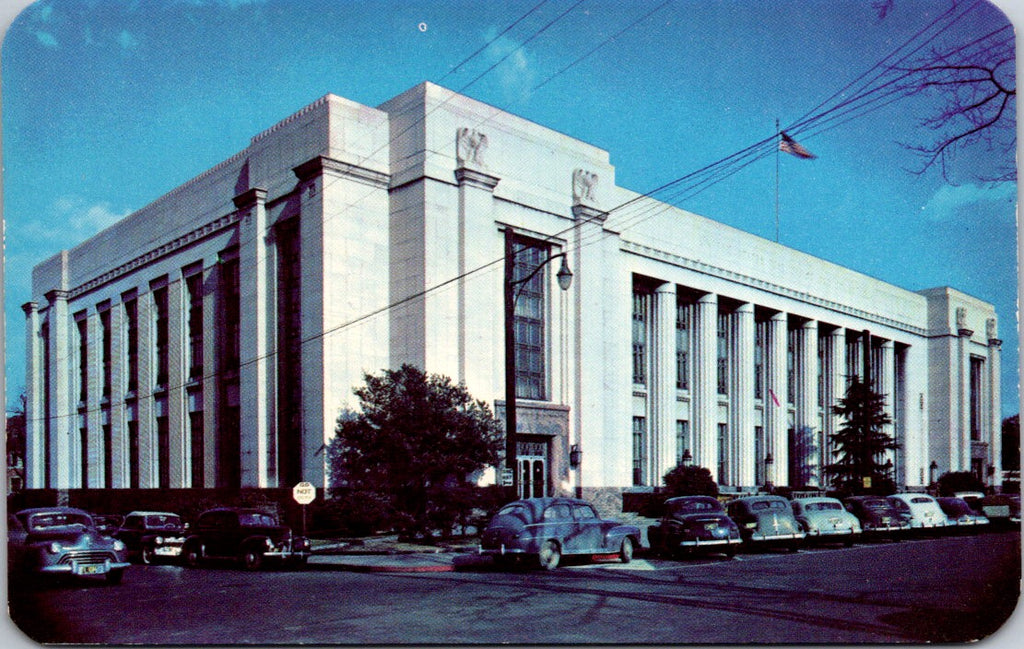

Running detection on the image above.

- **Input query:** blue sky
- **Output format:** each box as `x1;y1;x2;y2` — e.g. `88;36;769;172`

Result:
1;0;1018;416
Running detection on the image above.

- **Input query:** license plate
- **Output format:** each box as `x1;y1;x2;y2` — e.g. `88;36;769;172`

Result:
704;523;717;531
77;564;104;575
156;547;181;556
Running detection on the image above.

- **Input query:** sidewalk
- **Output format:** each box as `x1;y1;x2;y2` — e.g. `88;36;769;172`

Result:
307;535;494;573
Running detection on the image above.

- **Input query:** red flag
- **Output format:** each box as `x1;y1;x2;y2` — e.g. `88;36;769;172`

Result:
768;389;781;407
779;131;816;159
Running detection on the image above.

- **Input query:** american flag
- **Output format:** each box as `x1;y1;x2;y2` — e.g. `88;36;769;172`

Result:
779;131;816;159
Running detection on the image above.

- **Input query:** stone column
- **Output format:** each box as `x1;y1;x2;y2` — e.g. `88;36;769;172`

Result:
987;319;1002;489
455;133;501;397
956;322;973;472
729;303;755;489
878;340;895;468
235;187;272;488
693;293;718;473
765;312;788;487
822;327;847;480
45;290;72;488
22;302;43;488
653;283;678;482
794;319;819;487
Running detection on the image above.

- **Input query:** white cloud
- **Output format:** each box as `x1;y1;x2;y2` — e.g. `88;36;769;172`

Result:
118;30;139;50
34;31;58;48
920;182;1017;223
22;198;131;244
482;27;536;104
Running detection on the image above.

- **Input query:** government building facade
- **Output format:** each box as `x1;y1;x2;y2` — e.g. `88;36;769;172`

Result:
22;82;1004;505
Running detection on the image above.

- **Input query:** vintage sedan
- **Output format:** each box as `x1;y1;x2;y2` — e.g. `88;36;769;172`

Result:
978;493;1021;527
114;511;188;564
886;493;950;531
726;495;805;551
182;507;310;570
937;497;990;531
647;496;742;558
8;507;130;584
790;497;861;545
479;497;641;570
843;495;911;538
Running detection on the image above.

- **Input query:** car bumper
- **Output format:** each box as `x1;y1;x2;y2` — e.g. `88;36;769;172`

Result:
479;544;529;557
806;528;858;537
677;537;742;548
265;550;310;560
40;559;131;576
749;532;805;542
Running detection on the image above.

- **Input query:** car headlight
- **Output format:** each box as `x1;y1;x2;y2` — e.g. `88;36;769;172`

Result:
744;522;757;529
154;536;164;545
113;540;126;551
47;542;62;554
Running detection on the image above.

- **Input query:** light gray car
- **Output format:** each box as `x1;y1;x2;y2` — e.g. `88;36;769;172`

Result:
9;507;130;584
790;497;862;545
479;497;641;570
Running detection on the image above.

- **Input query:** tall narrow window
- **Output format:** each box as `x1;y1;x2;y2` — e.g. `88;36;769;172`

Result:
717;312;729;395
79;416;88;488
156;396;170;489
124;297;139;393
102;410;112;489
99;307;112;400
787;330;796;404
219;250;241;487
717;423;728;484
221;256;241;373
127;404;139;489
754;425;765;485
817;342;825;407
189;409;204;487
676;420;690;466
676;302;690;390
632;416;647;486
970;356;984;441
186;271;204;380
153;284;169;387
277;219;302;485
512;237;547;400
754;321;765;399
632;290;649;385
76;315;88;403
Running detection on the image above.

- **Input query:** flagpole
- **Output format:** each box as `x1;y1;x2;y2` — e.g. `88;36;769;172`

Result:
775;118;780;243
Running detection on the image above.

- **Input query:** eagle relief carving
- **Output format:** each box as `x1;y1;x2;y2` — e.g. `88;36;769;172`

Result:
456;127;488;168
572;168;599;204
955;307;968;331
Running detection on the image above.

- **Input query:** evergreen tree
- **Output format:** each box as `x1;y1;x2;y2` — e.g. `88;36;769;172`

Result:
823;377;898;495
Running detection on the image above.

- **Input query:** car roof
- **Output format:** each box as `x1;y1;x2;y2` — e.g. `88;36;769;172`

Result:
791;496;841;504
125;511;181;517
731;495;788;504
16;506;92;517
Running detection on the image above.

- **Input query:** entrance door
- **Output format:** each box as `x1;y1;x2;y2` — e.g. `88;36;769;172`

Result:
517;440;548;499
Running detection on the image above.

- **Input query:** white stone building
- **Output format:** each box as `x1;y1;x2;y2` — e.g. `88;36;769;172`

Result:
22;82;1003;502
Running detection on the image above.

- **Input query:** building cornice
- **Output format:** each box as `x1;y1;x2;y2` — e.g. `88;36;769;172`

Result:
454;166;500;191
621;240;928;336
293;155;390;188
67;211;242;301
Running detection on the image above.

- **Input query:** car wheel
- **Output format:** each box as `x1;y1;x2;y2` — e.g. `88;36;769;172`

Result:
141;546;155;565
537;540;560;571
184;542;203;568
105;569;124;585
619;537;634;564
240;548;264;571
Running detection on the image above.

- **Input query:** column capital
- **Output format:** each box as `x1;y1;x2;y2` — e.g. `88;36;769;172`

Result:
454;167;501;191
44;289;69;304
697;292;717;305
571;203;607;223
654;282;676;296
735;302;755;314
958;328;974;338
800;317;816;330
232;187;268;209
769;310;787;323
989;338;1003;349
21;301;39;316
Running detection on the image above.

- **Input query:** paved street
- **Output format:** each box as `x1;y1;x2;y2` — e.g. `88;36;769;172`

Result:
6;530;1020;645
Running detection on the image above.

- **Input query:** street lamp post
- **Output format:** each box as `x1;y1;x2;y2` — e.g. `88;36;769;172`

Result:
504;229;572;498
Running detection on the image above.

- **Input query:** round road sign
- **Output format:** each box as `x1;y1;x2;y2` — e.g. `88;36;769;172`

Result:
292;481;316;505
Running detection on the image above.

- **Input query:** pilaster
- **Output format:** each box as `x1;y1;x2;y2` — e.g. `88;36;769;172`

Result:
653;283;678;481
693;293;718;473
765;312;788;487
987;330;1002;488
22;302;44;488
795;319;819;487
45;290;71;488
823;327;847;480
731;303;755;487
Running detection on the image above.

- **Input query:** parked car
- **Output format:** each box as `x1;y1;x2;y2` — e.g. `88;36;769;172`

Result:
647;496;742;558
8;507;130;584
790;497;861;546
479;497;641;570
114;511;188;564
954;491;987;514
977;494;1021;527
843;496;911;539
725;495;805;551
92;514;124;537
886;493;950;530
182;507;310;570
937;497;990;531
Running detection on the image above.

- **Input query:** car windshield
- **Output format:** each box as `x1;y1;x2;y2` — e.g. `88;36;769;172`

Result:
238;512;277;527
145;515;182;528
861;499;891;511
669;499;722;515
750;500;786;512
804;502;842;512
941;500;971;515
27;512;92;532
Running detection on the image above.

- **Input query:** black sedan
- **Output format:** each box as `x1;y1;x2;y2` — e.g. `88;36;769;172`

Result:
726;495;805;551
843;495;911;539
114;511;188;564
647;496;742;558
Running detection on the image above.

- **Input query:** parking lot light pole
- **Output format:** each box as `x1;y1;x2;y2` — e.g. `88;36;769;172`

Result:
504;229;572;498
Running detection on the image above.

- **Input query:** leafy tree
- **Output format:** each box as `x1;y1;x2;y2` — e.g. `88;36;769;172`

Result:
1002;414;1019;472
823;377;899;495
936;471;986;496
662;464;719;498
326;365;502;540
